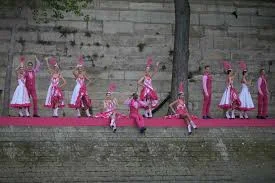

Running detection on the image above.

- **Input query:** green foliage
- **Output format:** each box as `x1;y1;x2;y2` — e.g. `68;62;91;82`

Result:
0;0;93;23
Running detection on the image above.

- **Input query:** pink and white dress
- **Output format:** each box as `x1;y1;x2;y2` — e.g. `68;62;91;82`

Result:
10;76;31;108
165;99;197;120
238;81;254;111
69;77;92;108
218;77;241;110
94;99;127;119
44;76;64;108
140;75;158;108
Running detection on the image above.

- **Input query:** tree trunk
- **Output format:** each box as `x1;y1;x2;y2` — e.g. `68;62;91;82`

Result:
170;0;190;110
2;23;17;116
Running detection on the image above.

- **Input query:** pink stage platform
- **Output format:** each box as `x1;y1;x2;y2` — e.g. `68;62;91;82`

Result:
0;117;274;127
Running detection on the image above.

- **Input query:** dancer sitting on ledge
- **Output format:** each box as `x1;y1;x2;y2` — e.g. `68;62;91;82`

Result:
124;93;147;134
44;57;66;117
69;56;92;117
138;57;159;118
167;82;197;135
10;56;31;117
95;83;127;132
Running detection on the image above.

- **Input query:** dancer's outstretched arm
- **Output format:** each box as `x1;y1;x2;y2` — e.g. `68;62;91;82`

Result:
44;57;54;75
137;76;145;87
34;55;41;73
59;74;67;89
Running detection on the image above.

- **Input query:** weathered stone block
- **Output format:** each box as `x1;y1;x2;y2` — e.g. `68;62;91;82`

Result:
200;14;225;26
24;43;56;55
202;49;230;60
99;0;129;9
0;18;27;29
103;21;134;34
206;4;235;13
119;10;151;23
39;32;73;42
0;30;11;41
237;8;258;15
214;37;239;49
258;8;275;17
225;15;251;27
240;37;270;50
129;2;163;10
94;10;120;21
15;31;38;42
55;21;87;31
228;27;258;35
134;23;173;35
150;12;175;24
251;16;275;27
88;20;104;32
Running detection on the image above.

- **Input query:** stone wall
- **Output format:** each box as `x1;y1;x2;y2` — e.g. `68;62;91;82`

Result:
0;0;275;117
0;126;274;182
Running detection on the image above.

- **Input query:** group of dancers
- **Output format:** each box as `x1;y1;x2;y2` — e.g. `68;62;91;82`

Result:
10;55;269;134
203;61;269;120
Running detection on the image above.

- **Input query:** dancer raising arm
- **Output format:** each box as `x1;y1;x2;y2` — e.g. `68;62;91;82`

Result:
44;57;66;117
25;55;41;117
138;57;159;118
10;56;31;117
168;82;197;135
69;56;92;117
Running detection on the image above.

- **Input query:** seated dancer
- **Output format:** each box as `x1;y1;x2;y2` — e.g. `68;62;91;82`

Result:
218;61;241;119
95;83;127;132
138;57;159;118
69;56;92;117
257;68;269;119
44;57;67;117
238;61;254;119
25;55;40;117
167;82;197;135
124;93;147;134
10;56;31;117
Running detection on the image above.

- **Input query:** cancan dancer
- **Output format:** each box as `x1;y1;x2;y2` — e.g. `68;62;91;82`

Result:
95;83;127;132
138;57;159;118
44;57;66;117
10;56;31;117
218;61;241;119
69;56;92;117
167;82;197;135
238;61;255;119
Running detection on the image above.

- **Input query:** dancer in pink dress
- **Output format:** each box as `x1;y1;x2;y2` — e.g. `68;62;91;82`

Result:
257;68;269;119
168;82;197;135
138;57;159;118
124;93;148;134
95;83;127;132
10;56;31;117
69;56;92;117
238;61;255;119
218;61;241;119
44;57;67;117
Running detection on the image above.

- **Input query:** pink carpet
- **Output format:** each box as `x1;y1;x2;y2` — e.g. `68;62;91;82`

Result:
0;117;274;127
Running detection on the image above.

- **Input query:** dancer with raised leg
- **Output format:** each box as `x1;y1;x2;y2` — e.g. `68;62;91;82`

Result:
95;83;127;132
69;56;92;117
238;61;254;119
44;57;66;117
218;61;241;119
168;82;197;135
25;55;40;117
10;56;31;117
138;57;159;118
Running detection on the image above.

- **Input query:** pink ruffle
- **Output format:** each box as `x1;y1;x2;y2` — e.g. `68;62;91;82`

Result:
94;110;128;119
